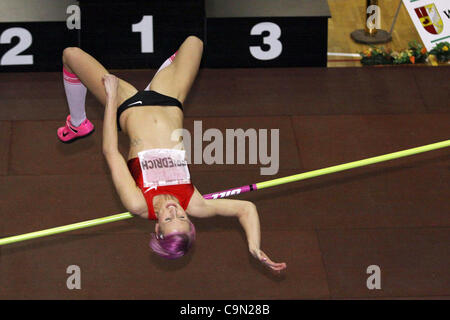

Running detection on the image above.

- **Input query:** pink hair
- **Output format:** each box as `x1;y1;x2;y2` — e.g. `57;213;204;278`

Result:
149;221;196;259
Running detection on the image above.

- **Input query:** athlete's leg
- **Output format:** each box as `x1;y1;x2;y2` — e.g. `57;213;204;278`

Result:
148;36;203;104
144;51;178;91
62;65;87;127
62;47;137;107
58;47;138;142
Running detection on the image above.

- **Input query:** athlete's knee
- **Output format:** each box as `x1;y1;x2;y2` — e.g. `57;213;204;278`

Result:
62;47;83;65
185;35;203;50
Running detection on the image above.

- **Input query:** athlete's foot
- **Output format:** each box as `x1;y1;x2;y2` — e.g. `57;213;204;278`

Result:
57;115;95;143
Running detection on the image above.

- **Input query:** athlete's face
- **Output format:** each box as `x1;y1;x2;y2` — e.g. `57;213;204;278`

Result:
155;200;191;236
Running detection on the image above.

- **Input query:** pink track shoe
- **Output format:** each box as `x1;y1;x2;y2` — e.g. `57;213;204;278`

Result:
57;115;95;143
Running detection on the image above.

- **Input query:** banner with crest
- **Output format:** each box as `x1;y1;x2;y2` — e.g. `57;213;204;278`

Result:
403;0;449;50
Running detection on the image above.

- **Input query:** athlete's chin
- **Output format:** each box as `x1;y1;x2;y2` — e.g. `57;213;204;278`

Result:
165;202;179;210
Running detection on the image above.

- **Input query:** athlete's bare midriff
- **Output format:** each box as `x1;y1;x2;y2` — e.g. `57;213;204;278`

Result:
119;106;184;160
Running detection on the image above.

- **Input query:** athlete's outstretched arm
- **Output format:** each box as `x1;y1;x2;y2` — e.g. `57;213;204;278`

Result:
102;75;147;217
187;189;287;273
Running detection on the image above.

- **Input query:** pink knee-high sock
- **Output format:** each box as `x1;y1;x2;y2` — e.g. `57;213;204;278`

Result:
63;67;87;127
145;51;178;91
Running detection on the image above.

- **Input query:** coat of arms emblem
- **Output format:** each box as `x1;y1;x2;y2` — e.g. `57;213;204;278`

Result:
414;3;444;35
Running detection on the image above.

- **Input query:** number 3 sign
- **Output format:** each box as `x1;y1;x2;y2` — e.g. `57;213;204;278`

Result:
249;22;283;61
205;15;327;68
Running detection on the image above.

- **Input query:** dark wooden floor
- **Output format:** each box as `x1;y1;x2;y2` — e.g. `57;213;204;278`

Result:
0;66;449;299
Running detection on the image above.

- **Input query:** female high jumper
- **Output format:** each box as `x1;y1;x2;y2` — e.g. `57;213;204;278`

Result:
57;36;286;272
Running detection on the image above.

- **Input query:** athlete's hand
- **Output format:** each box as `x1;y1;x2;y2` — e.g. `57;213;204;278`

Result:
103;74;119;101
250;248;287;274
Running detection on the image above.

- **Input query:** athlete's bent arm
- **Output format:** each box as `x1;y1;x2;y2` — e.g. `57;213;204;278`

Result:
188;189;287;272
102;74;147;217
102;74;120;154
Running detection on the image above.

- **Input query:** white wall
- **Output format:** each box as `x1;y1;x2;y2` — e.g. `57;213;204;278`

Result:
0;0;79;22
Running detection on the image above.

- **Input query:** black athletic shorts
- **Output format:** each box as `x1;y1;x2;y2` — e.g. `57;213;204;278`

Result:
116;90;183;131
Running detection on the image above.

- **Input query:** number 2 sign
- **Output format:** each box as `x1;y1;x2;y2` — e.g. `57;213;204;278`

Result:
0;27;33;66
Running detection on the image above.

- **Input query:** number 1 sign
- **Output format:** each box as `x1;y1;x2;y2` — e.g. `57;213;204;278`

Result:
79;0;204;69
132;16;154;53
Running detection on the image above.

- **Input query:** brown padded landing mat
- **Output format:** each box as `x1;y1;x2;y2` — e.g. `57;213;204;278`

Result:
1;67;449;121
0;66;449;299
